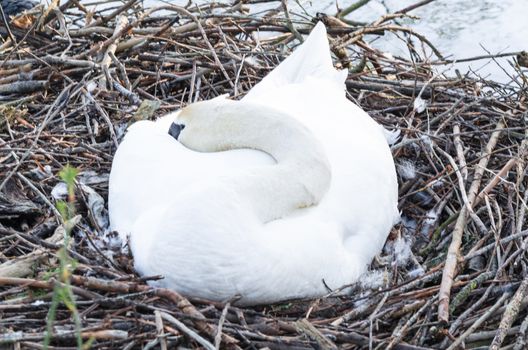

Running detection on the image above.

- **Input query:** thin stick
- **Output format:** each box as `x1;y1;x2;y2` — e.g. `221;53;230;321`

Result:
160;312;216;350
155;310;168;350
438;119;505;323
214;301;230;350
490;275;528;349
453;124;468;181
446;293;510;350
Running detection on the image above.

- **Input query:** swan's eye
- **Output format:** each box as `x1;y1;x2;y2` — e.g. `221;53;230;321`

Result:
169;123;185;140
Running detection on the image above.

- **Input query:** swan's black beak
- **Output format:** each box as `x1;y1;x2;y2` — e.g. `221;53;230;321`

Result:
169;123;185;140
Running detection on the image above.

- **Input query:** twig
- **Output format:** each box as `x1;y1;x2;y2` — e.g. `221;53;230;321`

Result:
155;310;168;350
338;0;371;19
438;119;505;323
394;0;436;14
160;312;216;350
452;124;468;181
446;292;510;350
490;275;528;349
214;301;231;350
295;319;338;350
100;15;129;88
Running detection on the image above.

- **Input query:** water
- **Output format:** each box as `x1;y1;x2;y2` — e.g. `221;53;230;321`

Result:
352;0;527;83
75;0;528;82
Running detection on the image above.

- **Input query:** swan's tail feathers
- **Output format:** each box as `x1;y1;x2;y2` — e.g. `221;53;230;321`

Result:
245;22;347;98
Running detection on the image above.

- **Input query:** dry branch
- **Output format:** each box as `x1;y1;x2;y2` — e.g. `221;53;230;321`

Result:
438;120;505;323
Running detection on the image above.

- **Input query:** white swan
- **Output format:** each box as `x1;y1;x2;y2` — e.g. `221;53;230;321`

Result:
108;22;399;305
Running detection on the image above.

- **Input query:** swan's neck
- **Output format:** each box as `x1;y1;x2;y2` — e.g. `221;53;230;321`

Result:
193;101;331;223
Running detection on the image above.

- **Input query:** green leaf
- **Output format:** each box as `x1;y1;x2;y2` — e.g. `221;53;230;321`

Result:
58;164;79;186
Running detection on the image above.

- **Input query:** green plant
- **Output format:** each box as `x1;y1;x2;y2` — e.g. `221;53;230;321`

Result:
44;165;89;349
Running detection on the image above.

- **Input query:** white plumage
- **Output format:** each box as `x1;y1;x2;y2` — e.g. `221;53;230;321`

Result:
108;22;399;305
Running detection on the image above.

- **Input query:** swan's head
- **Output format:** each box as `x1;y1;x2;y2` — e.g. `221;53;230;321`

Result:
168;98;249;152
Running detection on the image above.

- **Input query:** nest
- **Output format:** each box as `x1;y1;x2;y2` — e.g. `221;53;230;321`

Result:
0;1;527;349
